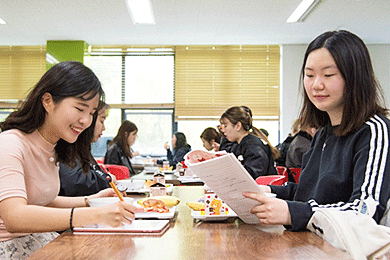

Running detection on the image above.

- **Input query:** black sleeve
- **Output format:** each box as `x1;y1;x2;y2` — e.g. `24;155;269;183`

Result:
170;148;188;167
104;146;121;165
241;144;269;179
166;149;175;166
270;182;299;200
59;162;110;197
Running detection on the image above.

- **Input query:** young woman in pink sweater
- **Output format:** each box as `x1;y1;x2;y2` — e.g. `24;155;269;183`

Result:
0;61;139;258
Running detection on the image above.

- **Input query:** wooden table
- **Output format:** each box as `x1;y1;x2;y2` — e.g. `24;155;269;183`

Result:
28;186;351;260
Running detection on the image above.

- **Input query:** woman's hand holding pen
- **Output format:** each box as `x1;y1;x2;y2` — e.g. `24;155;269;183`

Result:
96;201;143;227
243;191;291;226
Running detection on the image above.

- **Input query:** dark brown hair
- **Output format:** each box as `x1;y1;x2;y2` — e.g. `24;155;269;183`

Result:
0;61;104;173
299;30;388;136
111;120;138;158
173;132;190;151
220;106;280;159
200;127;222;144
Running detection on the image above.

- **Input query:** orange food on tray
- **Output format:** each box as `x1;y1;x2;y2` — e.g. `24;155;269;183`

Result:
142;198;170;213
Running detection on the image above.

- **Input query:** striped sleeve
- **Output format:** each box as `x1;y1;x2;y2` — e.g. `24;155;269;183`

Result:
310;115;388;215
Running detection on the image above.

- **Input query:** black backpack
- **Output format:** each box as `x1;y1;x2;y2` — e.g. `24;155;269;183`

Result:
275;135;295;167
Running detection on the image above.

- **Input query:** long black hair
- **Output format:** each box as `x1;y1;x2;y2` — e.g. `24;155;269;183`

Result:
299;30;387;136
173;132;190;151
0;61;105;172
111;120;138;158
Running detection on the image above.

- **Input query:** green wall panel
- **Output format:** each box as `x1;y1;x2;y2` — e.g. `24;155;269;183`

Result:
46;41;86;70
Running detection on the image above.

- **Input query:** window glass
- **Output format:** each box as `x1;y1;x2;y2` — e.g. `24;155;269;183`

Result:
125;56;174;104
84;56;122;104
0;109;14;123
125;109;173;156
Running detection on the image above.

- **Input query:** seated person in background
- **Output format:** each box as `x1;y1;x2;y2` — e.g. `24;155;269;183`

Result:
104;120;138;176
220;106;277;180
59;102;112;196
215;133;237;152
243;30;390;231
154;132;191;169
285;124;317;168
200;127;222;151
216;106;256;153
275;119;301;167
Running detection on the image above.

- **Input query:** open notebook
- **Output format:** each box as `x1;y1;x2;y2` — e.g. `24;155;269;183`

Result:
73;219;170;235
185;150;265;224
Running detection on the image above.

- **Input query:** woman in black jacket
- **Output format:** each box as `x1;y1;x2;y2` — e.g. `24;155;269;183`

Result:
104;120;138;176
155;132;191;169
220;106;278;179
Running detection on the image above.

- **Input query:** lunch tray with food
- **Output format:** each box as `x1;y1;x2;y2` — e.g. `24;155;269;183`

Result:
135;195;180;219
187;196;238;221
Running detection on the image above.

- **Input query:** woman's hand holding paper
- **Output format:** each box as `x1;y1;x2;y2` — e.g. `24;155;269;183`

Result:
243;192;291;225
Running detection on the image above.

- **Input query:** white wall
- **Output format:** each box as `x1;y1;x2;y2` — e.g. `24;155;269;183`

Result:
368;45;390;105
280;44;390;141
280;45;307;140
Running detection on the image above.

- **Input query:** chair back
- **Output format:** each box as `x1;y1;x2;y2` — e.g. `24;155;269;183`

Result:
289;168;301;184
255;175;287;186
103;164;130;180
276;166;286;175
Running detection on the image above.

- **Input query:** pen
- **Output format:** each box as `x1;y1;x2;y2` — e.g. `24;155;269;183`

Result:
107;176;124;201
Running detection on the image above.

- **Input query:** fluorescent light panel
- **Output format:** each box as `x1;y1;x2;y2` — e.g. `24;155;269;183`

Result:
286;0;321;23
125;0;155;24
0;17;6;25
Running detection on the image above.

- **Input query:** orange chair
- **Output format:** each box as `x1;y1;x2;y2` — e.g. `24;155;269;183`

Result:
102;164;130;180
255;175;287;186
276;166;287;175
289;168;301;184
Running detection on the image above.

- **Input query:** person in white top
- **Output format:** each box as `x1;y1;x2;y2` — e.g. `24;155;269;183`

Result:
0;61;140;259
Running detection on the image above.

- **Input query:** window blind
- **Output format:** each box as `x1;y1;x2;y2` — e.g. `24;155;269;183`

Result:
0;46;46;100
174;45;280;120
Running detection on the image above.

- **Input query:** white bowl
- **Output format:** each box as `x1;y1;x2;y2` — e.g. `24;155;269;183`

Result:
144;166;159;172
89;197;134;207
116;180;145;191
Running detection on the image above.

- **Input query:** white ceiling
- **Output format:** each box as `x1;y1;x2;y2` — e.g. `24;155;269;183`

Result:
1;0;389;46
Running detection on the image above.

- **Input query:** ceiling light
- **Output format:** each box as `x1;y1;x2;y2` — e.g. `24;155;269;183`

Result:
125;0;155;24
286;0;322;23
0;17;6;25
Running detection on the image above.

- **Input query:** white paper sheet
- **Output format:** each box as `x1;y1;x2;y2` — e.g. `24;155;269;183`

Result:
186;152;265;224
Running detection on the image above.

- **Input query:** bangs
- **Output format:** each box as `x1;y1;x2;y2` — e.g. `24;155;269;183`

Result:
77;88;101;101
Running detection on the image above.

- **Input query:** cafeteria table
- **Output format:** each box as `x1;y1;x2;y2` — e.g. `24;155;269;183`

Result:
131;170;204;186
28;186;351;260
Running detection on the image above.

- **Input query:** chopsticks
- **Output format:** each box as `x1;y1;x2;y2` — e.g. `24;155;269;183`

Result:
107;176;124;201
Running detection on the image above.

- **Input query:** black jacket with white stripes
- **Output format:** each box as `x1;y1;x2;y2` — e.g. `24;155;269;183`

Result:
271;114;390;231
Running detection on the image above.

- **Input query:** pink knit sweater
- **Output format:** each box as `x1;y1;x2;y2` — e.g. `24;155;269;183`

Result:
0;129;59;241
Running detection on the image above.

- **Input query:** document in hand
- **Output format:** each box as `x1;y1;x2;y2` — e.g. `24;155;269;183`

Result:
185;150;265;224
